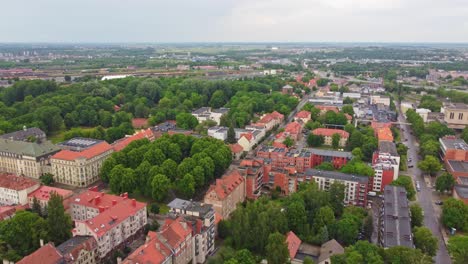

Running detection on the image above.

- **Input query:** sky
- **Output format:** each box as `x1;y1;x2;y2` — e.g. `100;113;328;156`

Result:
2;0;468;43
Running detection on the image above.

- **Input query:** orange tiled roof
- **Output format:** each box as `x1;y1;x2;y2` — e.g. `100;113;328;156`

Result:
123;231;172;264
0;173;38;191
273;141;287;149
28;186;73;201
377;127;394;142
160;217;192;249
240;133;253;142
17;243;62;264
52;142;113;161
112;129;154;152
229;143;244;153
131;118;149;129
286;231;302;259
77;198;146;237
295;111;311;119
206;170;245;200
312;128;349;138
285;122;302;135
317;105;339;113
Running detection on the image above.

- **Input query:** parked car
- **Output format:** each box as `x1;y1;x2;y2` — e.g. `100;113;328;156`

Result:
435;201;443;205
408;165;414;168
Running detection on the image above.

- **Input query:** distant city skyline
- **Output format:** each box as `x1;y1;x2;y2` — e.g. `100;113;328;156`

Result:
2;0;468;43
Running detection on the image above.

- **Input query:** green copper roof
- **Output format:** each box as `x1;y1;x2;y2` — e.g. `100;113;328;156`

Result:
0;139;60;157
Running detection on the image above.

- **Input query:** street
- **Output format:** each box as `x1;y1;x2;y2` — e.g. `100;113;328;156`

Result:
397;103;451;264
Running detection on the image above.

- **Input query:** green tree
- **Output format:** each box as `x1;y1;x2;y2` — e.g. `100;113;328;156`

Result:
410;204;424;228
40;173;54;186
177;173;195;198
332;133;341;149
390;175;416;200
303;256;315;264
227;124;236;144
462;127;468;143
313;206;335;232
31;197;42;216
283;136;294;148
314;162;335;171
333;216;359;246
151;174;171;202
420;139;440;157
413;227;438;257
342;105;354;115
418;155;442;176
265;232;289;264
286;200;309;237
384;246;432;264
435;173;455;193
307;134;324;147
351;148;363;161
176;113;199;130
47;192;72;245
447;235;468;264
329;182;345;216
233;249;256;264
442;198;468;231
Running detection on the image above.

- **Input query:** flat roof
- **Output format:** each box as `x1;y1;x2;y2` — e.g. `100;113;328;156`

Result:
448;160;468;172
440;137;468;151
167;198;213;218
305;169;369;183
379;141;398;156
382;186;413;248
309;148;353;159
59;137;103;151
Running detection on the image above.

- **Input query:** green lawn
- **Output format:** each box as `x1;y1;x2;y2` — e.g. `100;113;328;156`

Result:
48;127;102;143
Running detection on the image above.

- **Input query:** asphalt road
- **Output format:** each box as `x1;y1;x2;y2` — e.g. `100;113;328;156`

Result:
397;104;451;264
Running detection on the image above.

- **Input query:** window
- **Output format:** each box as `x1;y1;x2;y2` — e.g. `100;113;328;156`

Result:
450;112;454;119
459;113;464;120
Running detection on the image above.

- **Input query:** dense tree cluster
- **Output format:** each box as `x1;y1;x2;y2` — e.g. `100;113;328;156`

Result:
0;76;298;138
441;198;468;232
218;182;371;261
418;95;442;112
101;134;231;200
447;235;468;264
390;175;416;200
0;193;72;261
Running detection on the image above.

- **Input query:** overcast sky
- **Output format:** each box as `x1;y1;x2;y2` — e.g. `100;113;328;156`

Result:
2;0;468;43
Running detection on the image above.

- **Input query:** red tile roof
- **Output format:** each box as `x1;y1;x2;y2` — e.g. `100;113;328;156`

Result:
285;122;302;135
0;173;39;191
159;217;192;249
52;142;113;161
131;118;149;129
206;170;245;200
17;243;62;264
112;129;154;152
257;111;284;124
295;111;311;119
113;105;121;112
76;198;146;237
229;143;244;154
123;231;172;264
376;127;394;142
215;212;223;225
0;206;16;220
286;231;302;259
317;105;339;113
28;186;73;201
312;128;349;138
273;141;287;149
240;133;253;142
71;189;126;209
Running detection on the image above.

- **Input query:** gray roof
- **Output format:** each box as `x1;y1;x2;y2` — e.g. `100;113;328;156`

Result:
212;107;230;114
308;148;353;159
192;107;211;115
58;138;103;152
0;127;46;142
0;139;60;158
381;186;413;248
168;198;213;218
447;160;468;172
458;176;468;185
379;141;398;156
305;169;369;183
319;239;344;263
440;137;468;150
454;185;468;199
56;236;96;255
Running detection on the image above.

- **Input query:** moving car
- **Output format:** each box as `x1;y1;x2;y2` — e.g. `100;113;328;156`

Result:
416;181;421;192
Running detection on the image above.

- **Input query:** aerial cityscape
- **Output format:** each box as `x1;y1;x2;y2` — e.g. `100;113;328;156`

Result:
1;1;468;264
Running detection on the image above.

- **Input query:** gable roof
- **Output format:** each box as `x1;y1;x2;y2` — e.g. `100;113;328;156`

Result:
206;170;245;200
312;128;349;138
319;239;344;263
28;186;73;201
159;217;192;249
240;133;253;142
295;110;311;119
123;231;172;264
376;127;394;142
0;139;60;157
52;141;113;161
286;231;302;259
56;236;97;263
229;143;244;154
112;129;154;152
17;243;62;264
285;122;302;134
0;173;39;191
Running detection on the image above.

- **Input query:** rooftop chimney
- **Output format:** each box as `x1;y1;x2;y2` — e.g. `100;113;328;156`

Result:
112;200;117;206
132;199;136;207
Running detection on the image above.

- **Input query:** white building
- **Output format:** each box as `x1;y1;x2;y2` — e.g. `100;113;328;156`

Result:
416;108;431;123
207;127;228;141
370;95;391;106
0;173;40;206
191;107;229;125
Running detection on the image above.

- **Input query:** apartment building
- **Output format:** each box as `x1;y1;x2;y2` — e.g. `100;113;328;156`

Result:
378;141;400;169
238;159;265;199
0;173;39;206
204;169;246;219
295;111;312;124
191;107;229;125
0;127;46;142
442;103;468;129
71;190;147;258
0;138;60;179
379;186;413;249
17;236;98;264
312;128;349;147
28;185;73;212
264;166;298;196
371;162;397;192
304;169;369;207
51;138;114;187
439;136;468;162
276;121;302;141
252;111;284;130
123;217;192;264
167;198;216;263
